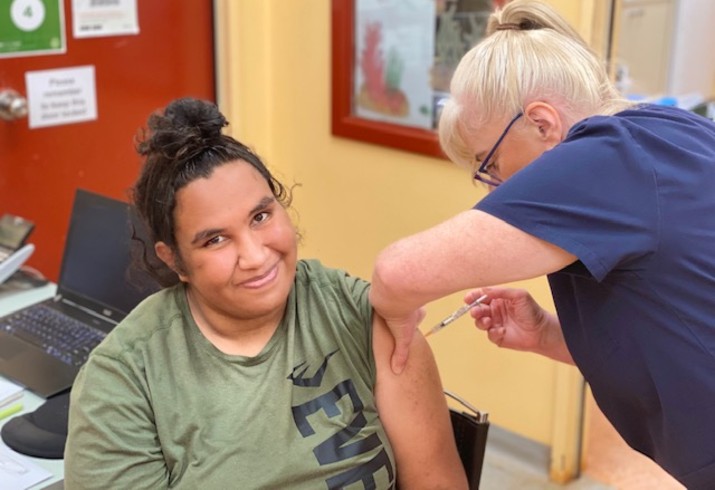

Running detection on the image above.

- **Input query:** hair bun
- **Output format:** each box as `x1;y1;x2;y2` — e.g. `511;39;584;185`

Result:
164;97;226;140
138;97;227;161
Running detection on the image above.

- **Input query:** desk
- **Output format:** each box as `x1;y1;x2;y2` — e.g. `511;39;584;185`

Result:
0;281;64;489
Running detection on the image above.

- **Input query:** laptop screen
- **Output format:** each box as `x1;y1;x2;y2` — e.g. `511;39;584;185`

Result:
58;189;160;317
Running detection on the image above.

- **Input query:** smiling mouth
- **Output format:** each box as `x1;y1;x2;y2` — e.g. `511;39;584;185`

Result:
241;264;279;289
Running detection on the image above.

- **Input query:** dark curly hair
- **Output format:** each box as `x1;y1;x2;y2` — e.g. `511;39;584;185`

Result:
131;97;292;286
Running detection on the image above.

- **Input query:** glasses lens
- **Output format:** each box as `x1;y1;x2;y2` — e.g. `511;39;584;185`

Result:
473;112;523;188
474;172;501;187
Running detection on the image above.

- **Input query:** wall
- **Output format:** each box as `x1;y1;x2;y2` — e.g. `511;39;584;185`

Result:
0;0;215;281
218;0;590;474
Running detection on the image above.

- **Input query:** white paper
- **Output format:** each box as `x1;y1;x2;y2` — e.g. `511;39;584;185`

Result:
72;0;139;38
0;378;23;408
0;443;52;490
25;65;98;129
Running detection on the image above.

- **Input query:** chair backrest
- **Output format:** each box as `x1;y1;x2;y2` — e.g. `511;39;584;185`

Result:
446;390;490;490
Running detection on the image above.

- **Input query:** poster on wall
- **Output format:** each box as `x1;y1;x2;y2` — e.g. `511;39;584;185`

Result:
0;0;66;58
72;0;139;38
25;65;98;129
353;0;435;130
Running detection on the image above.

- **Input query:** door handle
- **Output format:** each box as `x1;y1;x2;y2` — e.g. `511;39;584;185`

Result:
0;89;28;121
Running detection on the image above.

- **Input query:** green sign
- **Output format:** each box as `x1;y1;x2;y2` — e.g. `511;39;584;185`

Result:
0;0;65;57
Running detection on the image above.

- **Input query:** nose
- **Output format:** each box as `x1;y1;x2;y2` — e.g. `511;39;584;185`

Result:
236;232;269;270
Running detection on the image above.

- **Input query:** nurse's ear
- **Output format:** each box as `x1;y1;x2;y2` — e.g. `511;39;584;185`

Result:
523;102;564;149
155;241;189;282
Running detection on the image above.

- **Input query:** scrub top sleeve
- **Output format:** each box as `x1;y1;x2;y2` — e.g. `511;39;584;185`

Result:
476;117;660;281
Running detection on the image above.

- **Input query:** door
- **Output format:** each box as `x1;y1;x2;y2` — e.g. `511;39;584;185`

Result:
0;0;215;281
613;0;675;95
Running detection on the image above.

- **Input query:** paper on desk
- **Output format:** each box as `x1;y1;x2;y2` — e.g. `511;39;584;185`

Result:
0;378;24;408
0;442;52;490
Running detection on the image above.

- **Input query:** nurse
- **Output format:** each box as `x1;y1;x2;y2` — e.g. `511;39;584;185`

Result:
369;1;715;488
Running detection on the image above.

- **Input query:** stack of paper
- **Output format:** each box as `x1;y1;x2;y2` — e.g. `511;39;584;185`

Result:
0;379;49;489
0;378;23;409
0;442;53;490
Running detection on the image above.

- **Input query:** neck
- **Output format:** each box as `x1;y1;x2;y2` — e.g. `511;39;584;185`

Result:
185;287;284;356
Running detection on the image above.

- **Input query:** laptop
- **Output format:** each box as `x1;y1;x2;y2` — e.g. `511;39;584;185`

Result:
0;189;160;398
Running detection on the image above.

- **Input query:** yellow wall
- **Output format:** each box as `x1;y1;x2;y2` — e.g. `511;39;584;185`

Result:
219;0;586;451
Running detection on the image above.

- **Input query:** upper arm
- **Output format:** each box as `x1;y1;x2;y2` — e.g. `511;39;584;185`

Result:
372;209;576;309
65;355;169;490
372;314;468;490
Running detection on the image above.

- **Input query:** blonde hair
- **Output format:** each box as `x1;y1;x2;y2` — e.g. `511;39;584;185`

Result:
439;0;634;169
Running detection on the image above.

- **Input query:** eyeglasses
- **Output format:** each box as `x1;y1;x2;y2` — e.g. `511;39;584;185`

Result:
473;112;523;187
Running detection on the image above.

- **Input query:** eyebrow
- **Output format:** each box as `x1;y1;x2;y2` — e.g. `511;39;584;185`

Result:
251;195;276;215
189;195;276;245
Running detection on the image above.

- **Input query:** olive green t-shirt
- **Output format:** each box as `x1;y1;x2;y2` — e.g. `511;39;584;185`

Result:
65;259;395;489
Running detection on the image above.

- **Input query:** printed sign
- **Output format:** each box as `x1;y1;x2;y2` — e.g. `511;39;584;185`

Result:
26;66;98;129
0;0;66;58
72;0;139;38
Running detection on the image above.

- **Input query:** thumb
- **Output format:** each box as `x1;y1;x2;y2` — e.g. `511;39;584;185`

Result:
391;335;411;375
387;308;423;374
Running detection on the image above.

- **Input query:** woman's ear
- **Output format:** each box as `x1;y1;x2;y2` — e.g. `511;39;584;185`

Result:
155;241;188;282
523;102;563;148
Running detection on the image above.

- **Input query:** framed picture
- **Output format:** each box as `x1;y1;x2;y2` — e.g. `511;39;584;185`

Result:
331;0;495;157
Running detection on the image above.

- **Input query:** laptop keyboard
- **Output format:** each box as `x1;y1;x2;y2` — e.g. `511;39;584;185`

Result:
0;304;106;366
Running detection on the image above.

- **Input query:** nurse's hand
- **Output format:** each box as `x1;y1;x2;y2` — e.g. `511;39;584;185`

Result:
382;307;426;374
468;287;574;364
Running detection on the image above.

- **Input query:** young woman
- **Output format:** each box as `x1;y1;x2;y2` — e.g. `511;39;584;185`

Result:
370;1;715;488
64;98;467;489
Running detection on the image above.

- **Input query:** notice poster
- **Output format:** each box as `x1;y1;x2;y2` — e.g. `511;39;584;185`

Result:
72;0;139;38
0;0;66;58
25;65;98;129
